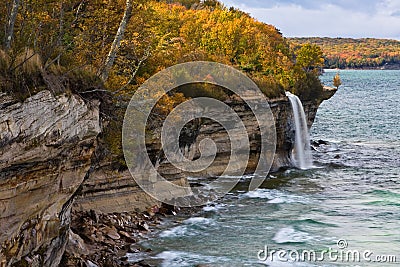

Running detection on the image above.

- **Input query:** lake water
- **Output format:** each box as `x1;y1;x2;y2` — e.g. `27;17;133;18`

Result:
138;70;400;266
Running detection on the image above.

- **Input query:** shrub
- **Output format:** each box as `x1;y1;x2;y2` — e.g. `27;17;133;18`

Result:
292;72;323;101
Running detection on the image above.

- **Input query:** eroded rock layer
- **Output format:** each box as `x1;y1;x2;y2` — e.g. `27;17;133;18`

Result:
0;86;336;266
0;91;101;266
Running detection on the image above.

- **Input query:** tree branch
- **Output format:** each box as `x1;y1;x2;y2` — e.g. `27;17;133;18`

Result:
99;0;134;82
5;0;20;50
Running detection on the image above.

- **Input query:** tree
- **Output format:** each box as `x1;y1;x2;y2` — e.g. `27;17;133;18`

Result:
5;0;20;50
333;72;342;89
290;37;400;69
295;43;324;74
99;0;134;82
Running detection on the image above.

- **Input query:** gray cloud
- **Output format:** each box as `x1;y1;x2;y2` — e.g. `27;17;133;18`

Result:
392;11;400;17
223;0;382;13
220;0;400;39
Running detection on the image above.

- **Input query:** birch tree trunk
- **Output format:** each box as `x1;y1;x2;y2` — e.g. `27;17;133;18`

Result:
5;0;20;50
99;0;133;82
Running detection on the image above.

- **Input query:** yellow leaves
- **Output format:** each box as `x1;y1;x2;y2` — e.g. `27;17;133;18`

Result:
135;76;146;85
154;92;187;116
120;39;130;46
295;43;324;73
333;72;342;89
34;11;52;22
291;37;400;68
105;72;131;91
1;0;311;100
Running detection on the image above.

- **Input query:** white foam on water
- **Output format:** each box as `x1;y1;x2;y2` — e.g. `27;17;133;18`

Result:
159;225;189;238
243;189;310;204
157;250;230;267
267;197;286;204
203;203;226;212
126;252;149;263
244;189;273;199
183;217;214;225
159;217;216;238
273;227;314;244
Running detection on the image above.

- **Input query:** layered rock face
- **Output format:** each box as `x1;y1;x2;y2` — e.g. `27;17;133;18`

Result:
0;86;336;266
74;87;337;214
0;91;101;266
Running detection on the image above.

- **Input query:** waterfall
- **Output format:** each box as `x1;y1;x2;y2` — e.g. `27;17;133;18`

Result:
285;92;313;169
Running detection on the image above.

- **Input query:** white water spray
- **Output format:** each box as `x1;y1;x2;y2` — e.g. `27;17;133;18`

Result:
285;92;313;169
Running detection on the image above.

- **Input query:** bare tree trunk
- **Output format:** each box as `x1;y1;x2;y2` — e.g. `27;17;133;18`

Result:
99;0;133;82
5;0;20;50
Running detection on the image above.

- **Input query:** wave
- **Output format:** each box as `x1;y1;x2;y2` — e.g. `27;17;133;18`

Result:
243;189;311;204
159;217;216;238
157;250;230;267
203;203;226;212
366;189;400;198
289;219;338;227
273;227;314;244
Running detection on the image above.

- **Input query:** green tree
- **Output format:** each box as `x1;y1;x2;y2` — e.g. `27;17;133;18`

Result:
295;43;324;74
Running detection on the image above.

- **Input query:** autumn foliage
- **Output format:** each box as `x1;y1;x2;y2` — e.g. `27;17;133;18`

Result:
0;0;329;167
0;0;325;101
291;37;400;69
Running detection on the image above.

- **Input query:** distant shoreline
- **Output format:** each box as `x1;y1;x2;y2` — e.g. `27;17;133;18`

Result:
289;37;400;71
324;64;400;71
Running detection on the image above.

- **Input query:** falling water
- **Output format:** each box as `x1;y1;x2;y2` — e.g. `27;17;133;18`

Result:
285;92;313;169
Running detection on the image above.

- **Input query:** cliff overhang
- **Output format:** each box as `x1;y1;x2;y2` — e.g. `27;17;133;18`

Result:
0;85;337;266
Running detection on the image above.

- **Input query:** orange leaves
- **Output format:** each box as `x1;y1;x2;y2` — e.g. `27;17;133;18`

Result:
291;37;400;69
154;92;187;116
0;0;316;99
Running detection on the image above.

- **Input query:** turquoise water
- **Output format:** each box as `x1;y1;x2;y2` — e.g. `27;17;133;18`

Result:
139;70;400;266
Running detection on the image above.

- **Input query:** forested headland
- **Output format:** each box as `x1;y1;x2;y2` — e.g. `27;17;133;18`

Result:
290;37;400;69
0;0;325;103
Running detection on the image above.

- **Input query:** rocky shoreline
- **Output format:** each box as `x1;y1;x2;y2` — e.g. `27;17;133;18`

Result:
0;86;336;266
325;62;400;70
62;202;216;266
61;206;179;267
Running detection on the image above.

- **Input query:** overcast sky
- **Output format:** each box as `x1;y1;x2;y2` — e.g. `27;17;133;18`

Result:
219;0;400;40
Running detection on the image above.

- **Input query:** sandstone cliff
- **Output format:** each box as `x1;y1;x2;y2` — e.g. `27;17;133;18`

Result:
73;86;337;214
0;86;336;266
0;91;101;266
